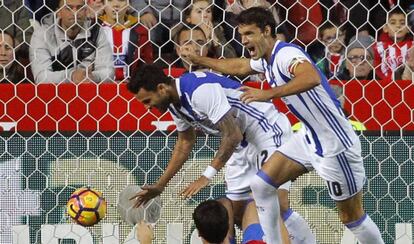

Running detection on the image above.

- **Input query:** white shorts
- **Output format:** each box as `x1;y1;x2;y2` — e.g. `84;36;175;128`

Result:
276;128;315;171
226;113;293;201
277;128;366;201
226;143;291;201
312;140;366;201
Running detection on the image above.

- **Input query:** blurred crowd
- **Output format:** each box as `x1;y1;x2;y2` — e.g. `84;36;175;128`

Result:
0;0;413;84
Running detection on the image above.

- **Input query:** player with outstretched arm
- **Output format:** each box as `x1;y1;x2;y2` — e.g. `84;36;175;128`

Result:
180;7;384;244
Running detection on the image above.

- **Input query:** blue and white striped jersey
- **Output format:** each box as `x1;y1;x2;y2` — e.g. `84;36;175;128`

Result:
250;40;359;157
169;71;289;148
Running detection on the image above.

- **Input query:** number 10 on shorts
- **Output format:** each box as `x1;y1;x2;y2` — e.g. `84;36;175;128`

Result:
326;181;343;197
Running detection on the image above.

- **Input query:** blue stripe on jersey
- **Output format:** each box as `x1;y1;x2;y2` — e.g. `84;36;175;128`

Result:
179;72;241;98
177;72;241;121
337;155;353;196
271;41;342;110
276;65;318;120
338;153;357;194
272;42;353;151
228;102;282;146
227;97;283;147
287;104;323;156
312;90;353;146
307;90;353;148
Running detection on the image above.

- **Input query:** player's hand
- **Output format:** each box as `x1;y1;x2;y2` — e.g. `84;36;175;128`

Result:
136;220;154;244
130;184;164;208
239;86;274;103
180;45;199;65
140;12;157;29
180;176;209;198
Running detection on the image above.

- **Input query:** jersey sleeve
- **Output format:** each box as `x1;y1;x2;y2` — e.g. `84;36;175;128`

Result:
275;46;311;79
250;58;265;73
191;83;231;124
170;112;191;132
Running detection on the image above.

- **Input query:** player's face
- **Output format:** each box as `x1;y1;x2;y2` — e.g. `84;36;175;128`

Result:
135;87;171;113
58;0;87;29
238;24;268;60
0;34;14;68
385;13;409;41
321;27;345;54
346;48;373;79
104;0;128;22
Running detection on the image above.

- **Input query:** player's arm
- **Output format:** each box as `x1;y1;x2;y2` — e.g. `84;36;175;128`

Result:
181;111;242;198
180;46;255;76
132;127;196;207
157;127;196;187
269;60;321;97
240;60;321;103
211;112;243;171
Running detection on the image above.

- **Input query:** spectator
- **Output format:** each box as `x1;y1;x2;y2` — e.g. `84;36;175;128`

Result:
87;0;104;20
172;24;210;71
310;22;347;79
131;0;187;57
373;8;413;80
99;0;153;81
183;0;237;59
0;0;33;46
337;35;375;81
29;0;114;83
0;31;32;83
0;31;22;83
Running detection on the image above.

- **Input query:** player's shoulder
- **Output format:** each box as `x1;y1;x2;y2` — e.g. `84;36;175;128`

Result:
178;71;221;96
180;70;221;79
275;41;305;56
180;71;239;88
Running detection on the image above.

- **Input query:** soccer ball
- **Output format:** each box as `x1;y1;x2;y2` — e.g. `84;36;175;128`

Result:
66;187;107;226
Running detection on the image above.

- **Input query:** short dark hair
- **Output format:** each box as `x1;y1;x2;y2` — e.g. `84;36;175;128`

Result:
172;23;207;45
319;22;336;36
1;30;16;47
127;64;172;94
318;22;346;38
193;200;229;243
388;7;406;19
236;7;276;38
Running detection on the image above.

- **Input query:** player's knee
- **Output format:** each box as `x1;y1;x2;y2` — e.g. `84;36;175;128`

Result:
250;171;278;197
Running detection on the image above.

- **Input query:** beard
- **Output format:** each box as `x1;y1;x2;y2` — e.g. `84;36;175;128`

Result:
155;97;171;113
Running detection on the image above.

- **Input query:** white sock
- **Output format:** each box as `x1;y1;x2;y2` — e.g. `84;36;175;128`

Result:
345;213;385;244
250;171;282;244
283;208;316;244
